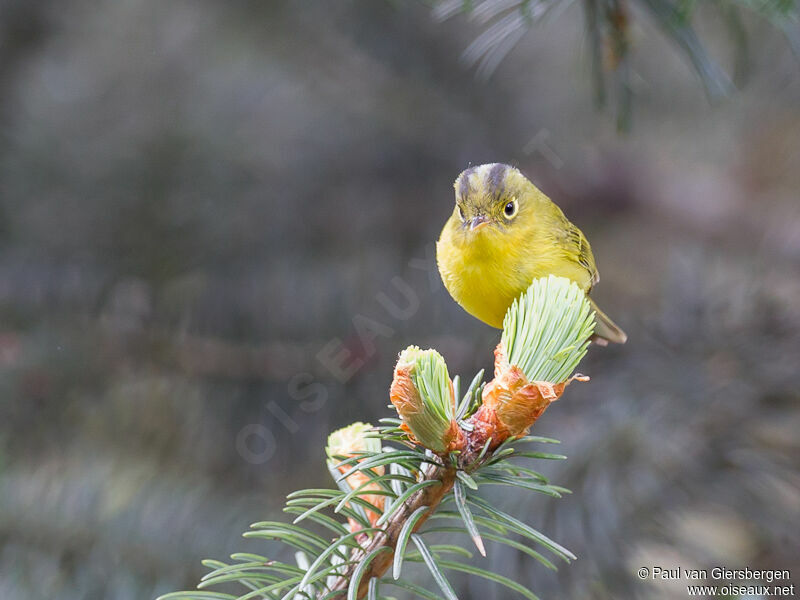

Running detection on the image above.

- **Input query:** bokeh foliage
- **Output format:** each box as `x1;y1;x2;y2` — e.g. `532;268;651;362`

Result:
0;1;798;599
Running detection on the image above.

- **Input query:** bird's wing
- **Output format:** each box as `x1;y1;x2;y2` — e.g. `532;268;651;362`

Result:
558;218;599;289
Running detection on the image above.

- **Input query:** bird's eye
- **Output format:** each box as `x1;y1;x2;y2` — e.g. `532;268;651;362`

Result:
503;199;518;219
458;205;465;221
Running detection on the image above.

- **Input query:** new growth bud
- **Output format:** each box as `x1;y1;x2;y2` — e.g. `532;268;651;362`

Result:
469;276;595;449
390;346;464;454
501;275;595;384
326;421;381;460
326;422;385;528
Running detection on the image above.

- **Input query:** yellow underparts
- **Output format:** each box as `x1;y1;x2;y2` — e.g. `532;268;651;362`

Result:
437;219;591;328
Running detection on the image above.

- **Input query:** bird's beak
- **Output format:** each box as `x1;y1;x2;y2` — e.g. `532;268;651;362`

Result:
469;214;490;231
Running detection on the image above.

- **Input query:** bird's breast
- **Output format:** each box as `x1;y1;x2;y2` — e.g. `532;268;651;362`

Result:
437;227;531;328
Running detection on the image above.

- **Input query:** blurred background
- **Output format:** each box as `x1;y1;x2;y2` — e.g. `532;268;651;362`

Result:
0;1;798;599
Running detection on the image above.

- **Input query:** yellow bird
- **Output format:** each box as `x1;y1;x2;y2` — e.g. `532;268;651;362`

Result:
437;163;627;345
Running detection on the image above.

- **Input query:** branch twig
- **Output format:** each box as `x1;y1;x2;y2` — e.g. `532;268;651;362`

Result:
323;462;457;599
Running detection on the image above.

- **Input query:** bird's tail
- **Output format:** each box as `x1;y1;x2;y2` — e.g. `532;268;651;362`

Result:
588;297;627;345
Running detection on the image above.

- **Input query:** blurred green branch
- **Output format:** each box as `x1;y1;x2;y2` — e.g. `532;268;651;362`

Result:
431;0;799;129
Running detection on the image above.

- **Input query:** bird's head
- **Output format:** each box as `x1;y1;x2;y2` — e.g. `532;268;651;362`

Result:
452;163;531;235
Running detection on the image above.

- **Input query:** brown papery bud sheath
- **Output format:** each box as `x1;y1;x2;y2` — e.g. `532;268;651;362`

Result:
470;343;566;449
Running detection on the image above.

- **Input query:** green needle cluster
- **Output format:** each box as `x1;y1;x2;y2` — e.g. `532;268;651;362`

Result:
395;346;455;452
502;275;596;383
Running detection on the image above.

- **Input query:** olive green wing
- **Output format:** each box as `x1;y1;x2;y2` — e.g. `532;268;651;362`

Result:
550;211;626;343
574;224;599;288
553;215;599;290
